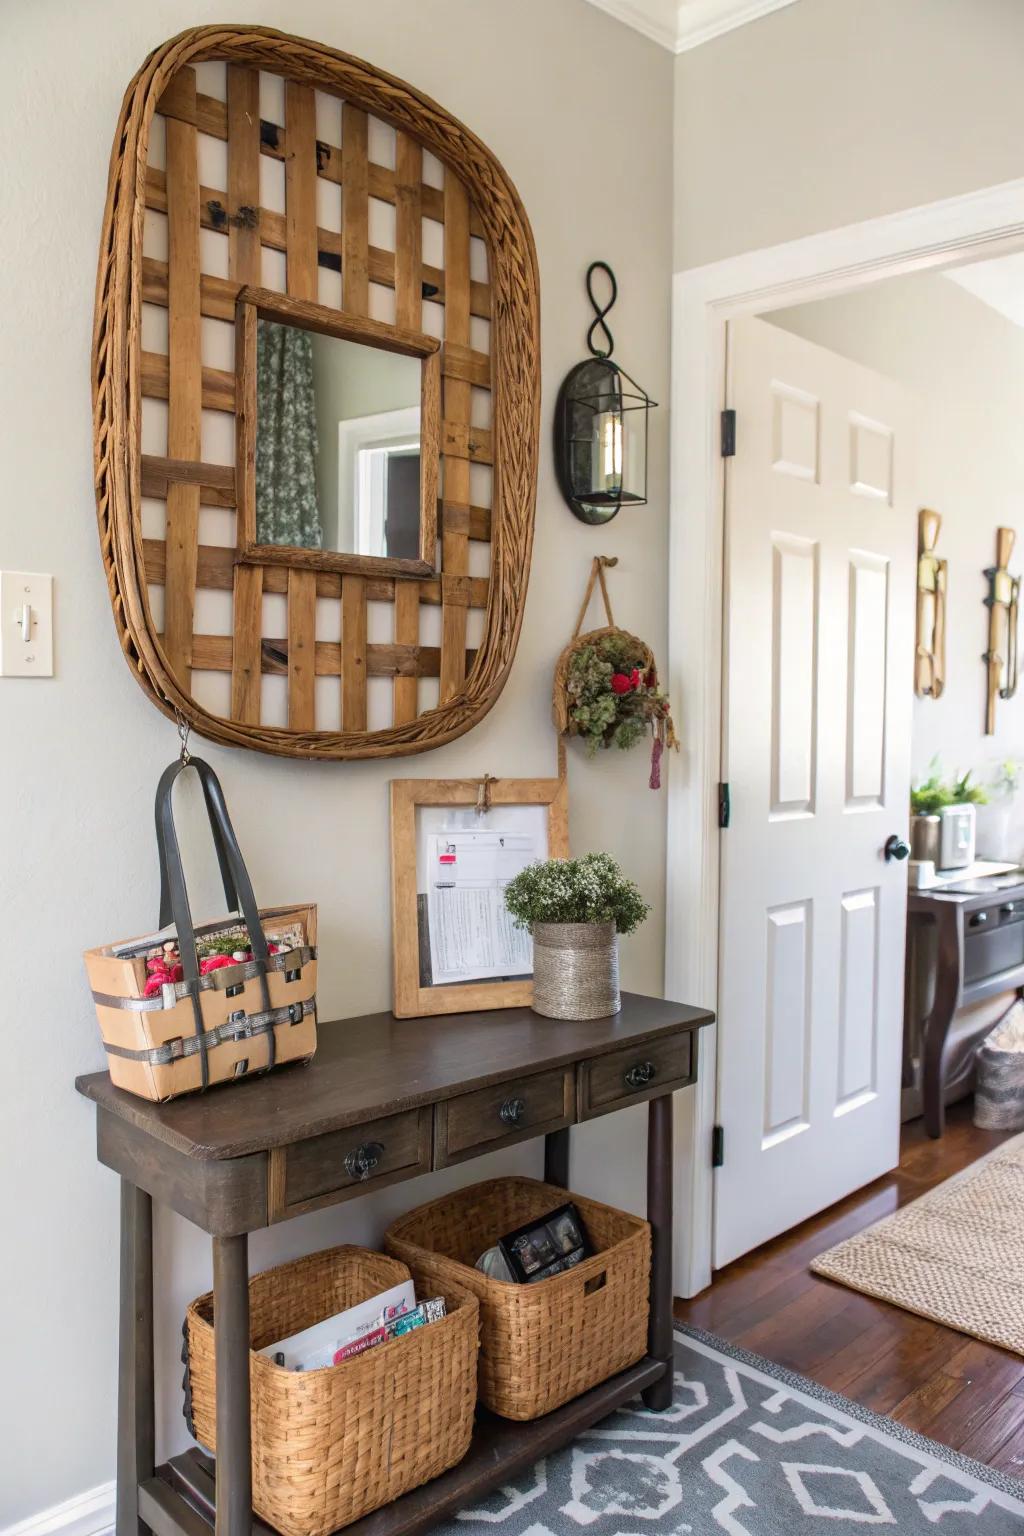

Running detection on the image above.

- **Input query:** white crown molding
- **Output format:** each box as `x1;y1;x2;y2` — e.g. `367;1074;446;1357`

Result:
583;0;800;53
583;0;680;51
0;1482;114;1536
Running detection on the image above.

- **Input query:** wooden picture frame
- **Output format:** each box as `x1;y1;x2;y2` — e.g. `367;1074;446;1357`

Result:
92;25;541;758
235;286;441;579
390;776;569;1017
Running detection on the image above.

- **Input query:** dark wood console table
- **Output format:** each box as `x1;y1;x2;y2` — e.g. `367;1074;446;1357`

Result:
905;876;1024;1138
77;992;712;1536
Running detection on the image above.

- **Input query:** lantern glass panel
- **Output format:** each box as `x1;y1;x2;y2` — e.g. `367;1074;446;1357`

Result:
563;359;649;511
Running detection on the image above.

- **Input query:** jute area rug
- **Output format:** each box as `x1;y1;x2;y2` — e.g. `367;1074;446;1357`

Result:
811;1130;1024;1355
440;1328;1024;1535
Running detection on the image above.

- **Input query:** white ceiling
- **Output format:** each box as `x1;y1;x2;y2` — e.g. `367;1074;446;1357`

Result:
582;0;799;53
946;252;1024;331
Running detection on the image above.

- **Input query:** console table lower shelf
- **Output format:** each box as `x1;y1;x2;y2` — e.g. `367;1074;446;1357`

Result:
145;1358;667;1536
76;994;712;1536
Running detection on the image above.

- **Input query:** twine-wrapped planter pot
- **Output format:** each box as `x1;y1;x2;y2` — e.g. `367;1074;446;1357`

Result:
532;920;620;1020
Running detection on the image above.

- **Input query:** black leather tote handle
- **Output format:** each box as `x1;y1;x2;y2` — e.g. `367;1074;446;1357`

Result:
158;772;237;931
154;758;273;1086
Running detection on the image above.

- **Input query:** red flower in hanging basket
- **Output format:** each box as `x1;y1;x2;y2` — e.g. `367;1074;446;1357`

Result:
610;672;633;695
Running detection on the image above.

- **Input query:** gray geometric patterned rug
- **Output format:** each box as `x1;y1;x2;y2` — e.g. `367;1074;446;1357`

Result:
443;1327;1024;1534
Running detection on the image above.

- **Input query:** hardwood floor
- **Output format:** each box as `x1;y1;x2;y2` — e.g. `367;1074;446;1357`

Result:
674;1100;1024;1473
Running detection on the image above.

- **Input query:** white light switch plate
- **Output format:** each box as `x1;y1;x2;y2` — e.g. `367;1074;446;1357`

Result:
0;571;54;677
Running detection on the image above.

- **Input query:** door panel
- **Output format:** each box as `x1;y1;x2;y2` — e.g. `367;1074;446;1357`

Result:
715;315;916;1270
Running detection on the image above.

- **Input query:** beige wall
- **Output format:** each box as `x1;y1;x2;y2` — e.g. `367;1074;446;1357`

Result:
768;268;1024;855
0;1;672;1521
674;0;1024;270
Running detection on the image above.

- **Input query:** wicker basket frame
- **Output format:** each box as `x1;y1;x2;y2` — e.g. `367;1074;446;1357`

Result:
385;1177;650;1421
93;25;540;758
184;1245;479;1536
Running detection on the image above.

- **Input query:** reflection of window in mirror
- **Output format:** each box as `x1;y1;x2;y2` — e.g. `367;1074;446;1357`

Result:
255;319;422;559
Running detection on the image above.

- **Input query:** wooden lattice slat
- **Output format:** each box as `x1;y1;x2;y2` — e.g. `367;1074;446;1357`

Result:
227;64;263;725
162;69;202;690
283;81;320;733
143;539;490;606
143;175;493;319
95;25;539;759
186;635;476;678
439;174;471;704
392;130;423;727
152;81;487;240
340;101;370;731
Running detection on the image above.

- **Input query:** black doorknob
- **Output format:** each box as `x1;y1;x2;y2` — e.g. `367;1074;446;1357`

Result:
884;834;911;862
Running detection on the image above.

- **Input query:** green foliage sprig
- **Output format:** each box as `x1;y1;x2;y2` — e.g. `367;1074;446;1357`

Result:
504;852;651;935
910;764;987;816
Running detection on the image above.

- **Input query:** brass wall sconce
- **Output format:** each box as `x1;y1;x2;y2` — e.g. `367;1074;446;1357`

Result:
983;526;1020;735
915;508;946;699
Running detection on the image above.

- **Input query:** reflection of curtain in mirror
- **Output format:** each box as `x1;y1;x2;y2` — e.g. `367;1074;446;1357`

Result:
255;321;323;547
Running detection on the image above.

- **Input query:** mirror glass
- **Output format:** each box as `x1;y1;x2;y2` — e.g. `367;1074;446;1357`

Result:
255;318;423;559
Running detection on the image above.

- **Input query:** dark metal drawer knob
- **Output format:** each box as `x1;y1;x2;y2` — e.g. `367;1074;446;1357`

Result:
345;1141;384;1181
625;1061;657;1090
500;1097;526;1126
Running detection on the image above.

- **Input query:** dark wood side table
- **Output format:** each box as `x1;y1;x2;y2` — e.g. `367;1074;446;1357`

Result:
905;878;1024;1138
77;992;713;1536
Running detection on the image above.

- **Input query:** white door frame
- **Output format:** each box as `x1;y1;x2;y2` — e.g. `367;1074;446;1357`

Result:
665;177;1024;1299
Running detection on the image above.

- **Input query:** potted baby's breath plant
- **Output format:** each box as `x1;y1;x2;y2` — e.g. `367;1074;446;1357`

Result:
504;853;650;1019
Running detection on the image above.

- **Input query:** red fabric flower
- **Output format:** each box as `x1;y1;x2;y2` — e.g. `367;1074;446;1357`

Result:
200;955;234;975
630;668;641;689
610;673;633;695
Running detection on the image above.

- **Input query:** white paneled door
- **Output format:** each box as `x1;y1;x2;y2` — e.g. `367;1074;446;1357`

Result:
714;316;916;1269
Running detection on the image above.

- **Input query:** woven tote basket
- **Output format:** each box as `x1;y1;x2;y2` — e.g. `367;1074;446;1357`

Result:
184;1245;479;1536
84;757;317;1101
385;1177;650;1421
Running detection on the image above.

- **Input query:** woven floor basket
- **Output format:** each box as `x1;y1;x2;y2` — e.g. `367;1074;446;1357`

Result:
385;1177;650;1421
184;1245;479;1536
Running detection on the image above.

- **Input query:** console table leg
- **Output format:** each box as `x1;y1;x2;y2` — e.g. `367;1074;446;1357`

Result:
641;1093;674;1411
921;908;963;1140
213;1234;252;1536
544;1126;570;1188
117;1181;154;1536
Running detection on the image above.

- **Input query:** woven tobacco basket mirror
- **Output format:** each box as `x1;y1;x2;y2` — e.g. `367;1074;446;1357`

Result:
93;25;540;758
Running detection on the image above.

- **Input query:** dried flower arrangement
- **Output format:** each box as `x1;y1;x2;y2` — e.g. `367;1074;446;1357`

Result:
553;558;677;788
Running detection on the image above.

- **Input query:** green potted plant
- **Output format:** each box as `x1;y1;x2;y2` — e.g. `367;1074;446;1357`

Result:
909;765;986;864
504;853;650;1020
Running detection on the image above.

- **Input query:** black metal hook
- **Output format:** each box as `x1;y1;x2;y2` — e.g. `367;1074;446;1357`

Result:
585;260;617;359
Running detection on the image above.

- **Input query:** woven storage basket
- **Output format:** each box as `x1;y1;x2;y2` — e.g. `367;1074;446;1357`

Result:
385;1177;650;1420
184;1245;479;1536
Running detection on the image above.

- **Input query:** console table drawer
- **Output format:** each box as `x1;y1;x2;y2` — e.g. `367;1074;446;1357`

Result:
268;1107;433;1220
435;1067;575;1168
579;1032;694;1120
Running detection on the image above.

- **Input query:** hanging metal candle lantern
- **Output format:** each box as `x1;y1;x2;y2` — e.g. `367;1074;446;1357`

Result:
554;262;657;526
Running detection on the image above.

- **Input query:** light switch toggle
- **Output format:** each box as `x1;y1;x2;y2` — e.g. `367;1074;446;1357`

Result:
1;572;53;677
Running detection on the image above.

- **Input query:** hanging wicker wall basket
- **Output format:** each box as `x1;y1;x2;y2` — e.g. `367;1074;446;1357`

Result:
552;558;677;789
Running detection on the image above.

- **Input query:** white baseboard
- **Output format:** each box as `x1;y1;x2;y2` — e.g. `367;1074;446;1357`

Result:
1;1483;115;1536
